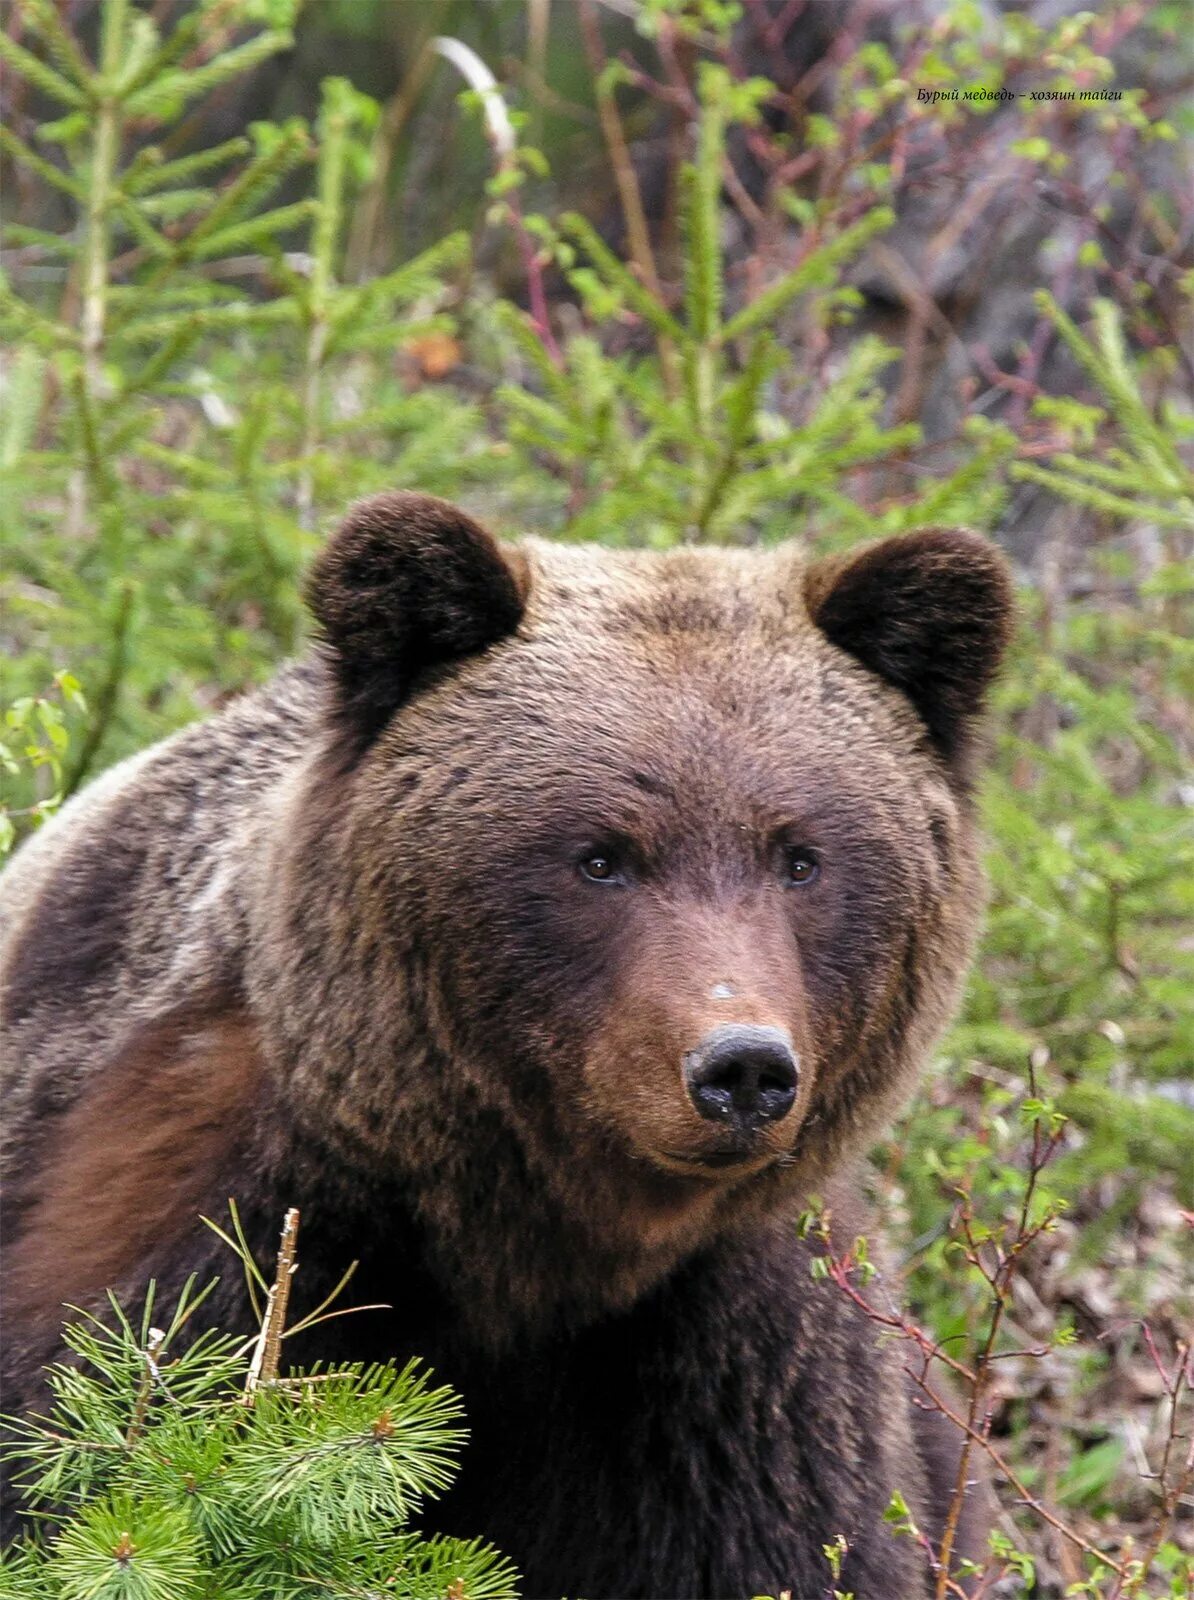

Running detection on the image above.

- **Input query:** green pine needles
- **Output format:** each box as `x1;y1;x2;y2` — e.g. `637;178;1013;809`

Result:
1;0;478;784
0;1227;518;1600
498;65;931;547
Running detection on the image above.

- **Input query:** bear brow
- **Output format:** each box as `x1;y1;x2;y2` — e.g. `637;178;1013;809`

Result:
629;768;676;800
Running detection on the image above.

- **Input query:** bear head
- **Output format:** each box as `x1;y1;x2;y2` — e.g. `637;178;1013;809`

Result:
251;492;1014;1337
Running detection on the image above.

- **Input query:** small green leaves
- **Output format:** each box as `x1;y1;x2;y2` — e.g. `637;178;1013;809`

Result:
0;675;88;857
883;1489;920;1538
988;1528;1036;1583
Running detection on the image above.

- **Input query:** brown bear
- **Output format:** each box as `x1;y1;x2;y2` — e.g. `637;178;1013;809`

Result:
0;492;1014;1595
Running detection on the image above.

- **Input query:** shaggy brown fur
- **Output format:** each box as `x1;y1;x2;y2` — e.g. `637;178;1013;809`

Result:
4;1001;261;1336
1;492;1014;1595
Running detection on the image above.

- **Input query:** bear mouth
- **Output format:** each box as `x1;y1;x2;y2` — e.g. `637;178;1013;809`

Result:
657;1145;775;1175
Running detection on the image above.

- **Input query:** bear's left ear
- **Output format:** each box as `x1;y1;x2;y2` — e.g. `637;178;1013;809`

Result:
307;491;530;743
803;529;1015;773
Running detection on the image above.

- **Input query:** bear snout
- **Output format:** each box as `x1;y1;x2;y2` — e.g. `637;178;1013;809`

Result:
683;1023;799;1131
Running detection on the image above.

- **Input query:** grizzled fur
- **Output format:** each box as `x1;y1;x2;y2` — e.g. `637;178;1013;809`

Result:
1;493;1013;1595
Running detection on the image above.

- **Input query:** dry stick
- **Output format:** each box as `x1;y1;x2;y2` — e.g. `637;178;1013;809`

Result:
344;4;443;282
1043;1388;1083;1591
296;91;347;534
68;0;124;539
1143;1328;1191;1493
430;35;561;367
577;0;678;396
1130;1340;1194;1594
244;1207;300;1402
125;1325;166;1446
525;0;552;149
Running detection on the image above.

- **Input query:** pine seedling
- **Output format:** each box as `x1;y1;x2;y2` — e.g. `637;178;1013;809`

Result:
1;0;308;795
0;0;308;540
0;1213;519;1597
287;75;470;529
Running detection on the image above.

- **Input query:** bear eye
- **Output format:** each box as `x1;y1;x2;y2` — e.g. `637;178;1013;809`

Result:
782;846;820;886
579;852;621;884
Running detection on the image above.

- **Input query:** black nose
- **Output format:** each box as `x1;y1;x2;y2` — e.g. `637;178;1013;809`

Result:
684;1025;799;1129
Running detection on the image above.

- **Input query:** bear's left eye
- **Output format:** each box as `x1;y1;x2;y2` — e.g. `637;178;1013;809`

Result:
579;852;622;884
782;846;820;886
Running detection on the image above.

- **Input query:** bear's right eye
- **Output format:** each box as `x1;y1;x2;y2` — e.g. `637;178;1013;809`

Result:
579;852;621;884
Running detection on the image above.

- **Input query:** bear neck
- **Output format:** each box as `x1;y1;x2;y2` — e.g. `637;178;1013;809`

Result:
262;1093;752;1352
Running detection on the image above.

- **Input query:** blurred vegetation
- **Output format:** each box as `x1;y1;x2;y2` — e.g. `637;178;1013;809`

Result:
1;0;1191;1593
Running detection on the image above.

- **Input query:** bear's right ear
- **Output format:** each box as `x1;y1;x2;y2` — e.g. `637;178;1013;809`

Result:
802;529;1015;779
306;491;529;742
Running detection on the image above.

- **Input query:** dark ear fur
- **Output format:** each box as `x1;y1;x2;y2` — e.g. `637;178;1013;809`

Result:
804;529;1015;773
307;491;528;742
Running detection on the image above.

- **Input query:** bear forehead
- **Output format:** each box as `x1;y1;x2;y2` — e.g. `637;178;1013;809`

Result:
380;537;942;836
519;537;808;644
508;536;919;751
